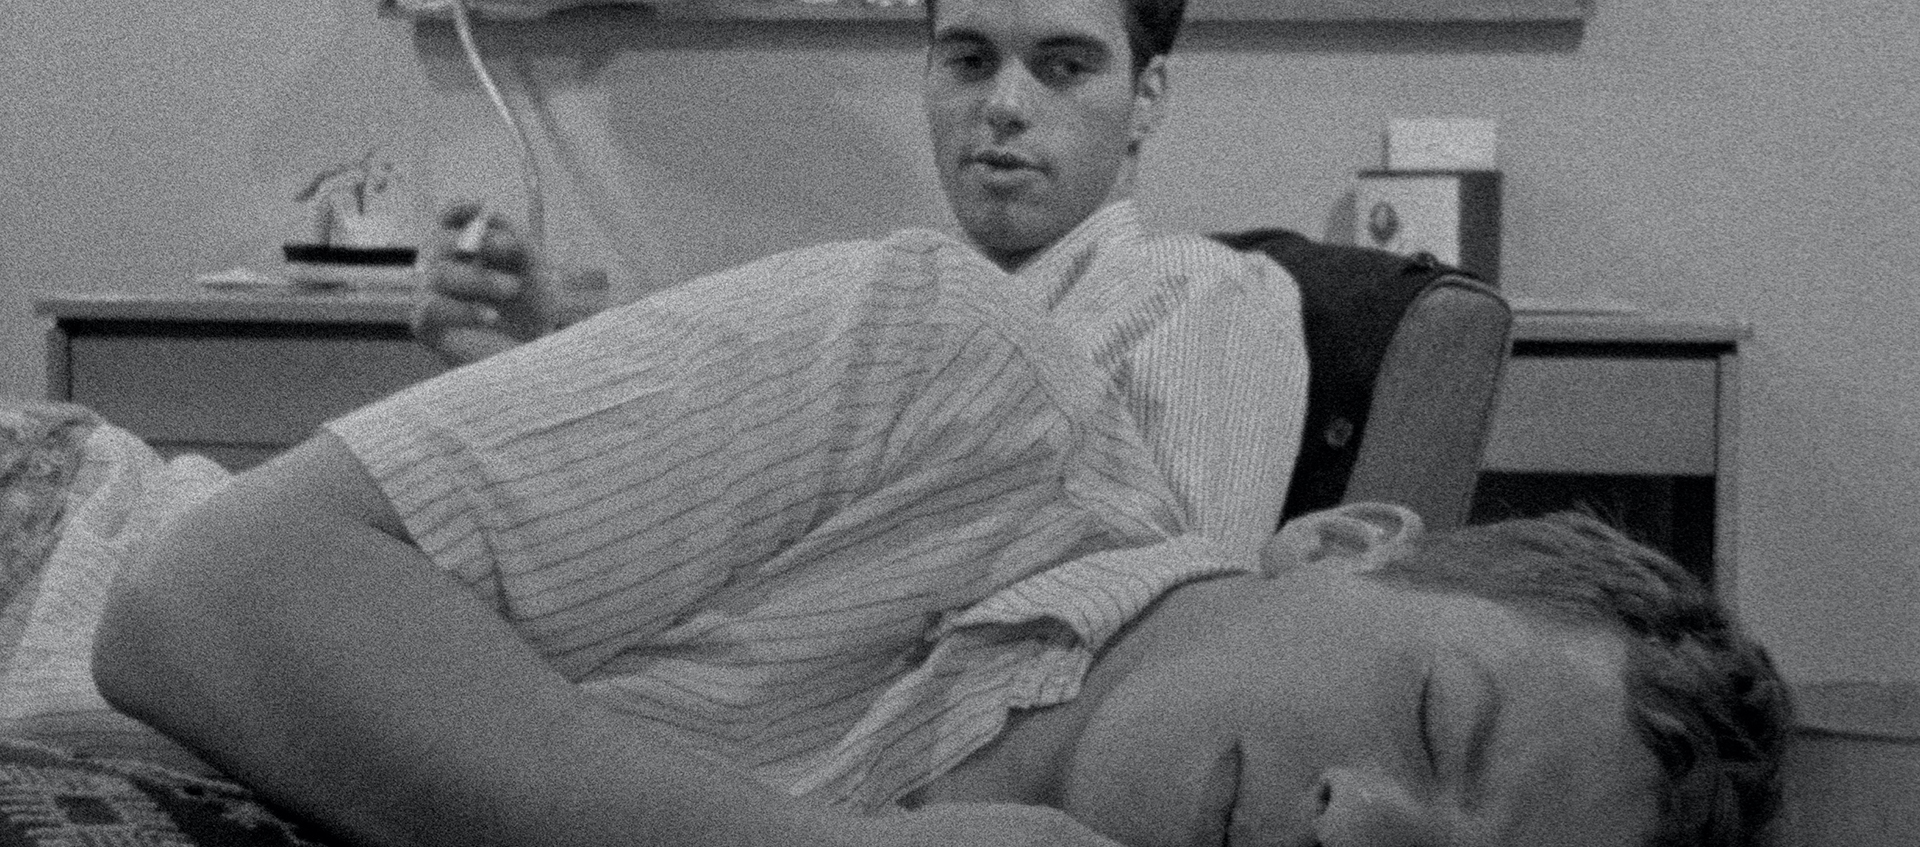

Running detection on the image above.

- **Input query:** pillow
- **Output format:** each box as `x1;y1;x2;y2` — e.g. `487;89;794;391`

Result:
0;402;98;673
0;405;231;774
0;736;328;846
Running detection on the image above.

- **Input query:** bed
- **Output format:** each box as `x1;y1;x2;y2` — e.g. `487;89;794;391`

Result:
0;398;332;845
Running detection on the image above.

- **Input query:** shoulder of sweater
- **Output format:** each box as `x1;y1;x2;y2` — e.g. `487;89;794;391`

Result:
1119;231;1301;305
666;238;890;302
716;230;990;286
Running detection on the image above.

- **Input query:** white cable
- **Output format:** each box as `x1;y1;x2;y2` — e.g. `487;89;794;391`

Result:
448;0;547;248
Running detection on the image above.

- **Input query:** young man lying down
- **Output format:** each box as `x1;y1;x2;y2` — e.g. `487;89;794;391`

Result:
88;217;1792;847
90;486;1792;847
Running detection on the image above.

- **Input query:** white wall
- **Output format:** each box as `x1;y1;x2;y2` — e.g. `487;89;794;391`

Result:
3;0;1917;684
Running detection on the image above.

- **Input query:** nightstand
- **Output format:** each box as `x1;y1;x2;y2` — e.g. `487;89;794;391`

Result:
36;292;1747;597
1471;311;1748;594
35;290;446;470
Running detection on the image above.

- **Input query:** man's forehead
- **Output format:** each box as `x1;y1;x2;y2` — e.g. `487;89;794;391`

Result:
930;0;1129;44
1418;591;1624;691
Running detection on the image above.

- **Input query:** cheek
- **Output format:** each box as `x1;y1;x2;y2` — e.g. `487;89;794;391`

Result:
924;87;975;142
1062;677;1347;847
925;105;963;156
1048;108;1136;187
1072;86;1142;141
1060;687;1245;847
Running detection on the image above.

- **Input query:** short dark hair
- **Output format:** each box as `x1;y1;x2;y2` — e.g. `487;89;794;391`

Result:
923;0;1188;75
1369;513;1794;847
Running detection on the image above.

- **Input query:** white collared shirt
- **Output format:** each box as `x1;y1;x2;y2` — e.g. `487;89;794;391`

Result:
326;213;1305;810
1013;200;1305;566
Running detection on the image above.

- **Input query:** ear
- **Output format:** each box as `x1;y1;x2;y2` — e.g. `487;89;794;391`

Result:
1127;55;1169;153
1261;503;1425;576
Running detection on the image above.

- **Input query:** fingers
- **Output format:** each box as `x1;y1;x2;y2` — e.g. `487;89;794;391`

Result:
413;295;500;341
411;296;519;368
437;201;489;231
414;201;553;366
435;202;533;274
435;328;523;367
426;201;534;302
426;254;523;302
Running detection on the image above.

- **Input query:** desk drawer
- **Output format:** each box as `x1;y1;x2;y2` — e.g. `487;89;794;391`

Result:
68;327;443;447
1482;356;1720;476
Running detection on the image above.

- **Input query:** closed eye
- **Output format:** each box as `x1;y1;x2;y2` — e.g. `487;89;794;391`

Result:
1418;664;1438;775
1220;741;1243;847
1422;649;1504;802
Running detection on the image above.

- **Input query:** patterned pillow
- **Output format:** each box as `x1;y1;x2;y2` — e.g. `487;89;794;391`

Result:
0;401;98;672
0;400;232;773
0;737;331;846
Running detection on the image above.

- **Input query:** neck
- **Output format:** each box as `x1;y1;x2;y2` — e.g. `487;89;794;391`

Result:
986;244;1045;273
905;572;1258;808
970;158;1142;273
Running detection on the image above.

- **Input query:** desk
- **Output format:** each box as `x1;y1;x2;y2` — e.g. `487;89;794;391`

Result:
36;293;1746;585
1472;311;1748;590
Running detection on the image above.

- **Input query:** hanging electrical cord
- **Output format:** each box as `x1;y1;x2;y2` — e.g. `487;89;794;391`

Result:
447;0;547;248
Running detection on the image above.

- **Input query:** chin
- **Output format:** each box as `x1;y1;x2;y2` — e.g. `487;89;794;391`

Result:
1059;725;1241;847
958;211;1064;264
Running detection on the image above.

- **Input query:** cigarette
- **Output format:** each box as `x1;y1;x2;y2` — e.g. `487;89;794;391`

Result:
455;204;493;254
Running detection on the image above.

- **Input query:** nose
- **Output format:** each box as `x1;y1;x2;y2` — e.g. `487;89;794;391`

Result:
981;64;1036;135
1309;768;1440;847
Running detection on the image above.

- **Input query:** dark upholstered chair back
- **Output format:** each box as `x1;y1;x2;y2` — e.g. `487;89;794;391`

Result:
1213;229;1513;531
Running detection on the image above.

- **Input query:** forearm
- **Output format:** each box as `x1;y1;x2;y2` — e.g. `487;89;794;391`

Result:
92;439;857;847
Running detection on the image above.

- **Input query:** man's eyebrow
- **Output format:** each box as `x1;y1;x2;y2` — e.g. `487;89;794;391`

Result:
930;28;991;48
1033;34;1112;56
929;29;1112;58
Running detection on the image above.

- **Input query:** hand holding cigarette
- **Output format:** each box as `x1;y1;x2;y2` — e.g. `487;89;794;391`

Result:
413;201;554;366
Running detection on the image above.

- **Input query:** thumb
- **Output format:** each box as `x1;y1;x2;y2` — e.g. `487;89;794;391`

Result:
435;327;523;367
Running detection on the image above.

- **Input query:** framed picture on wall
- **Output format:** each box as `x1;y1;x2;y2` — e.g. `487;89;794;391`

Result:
650;0;926;21
383;0;1593;23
